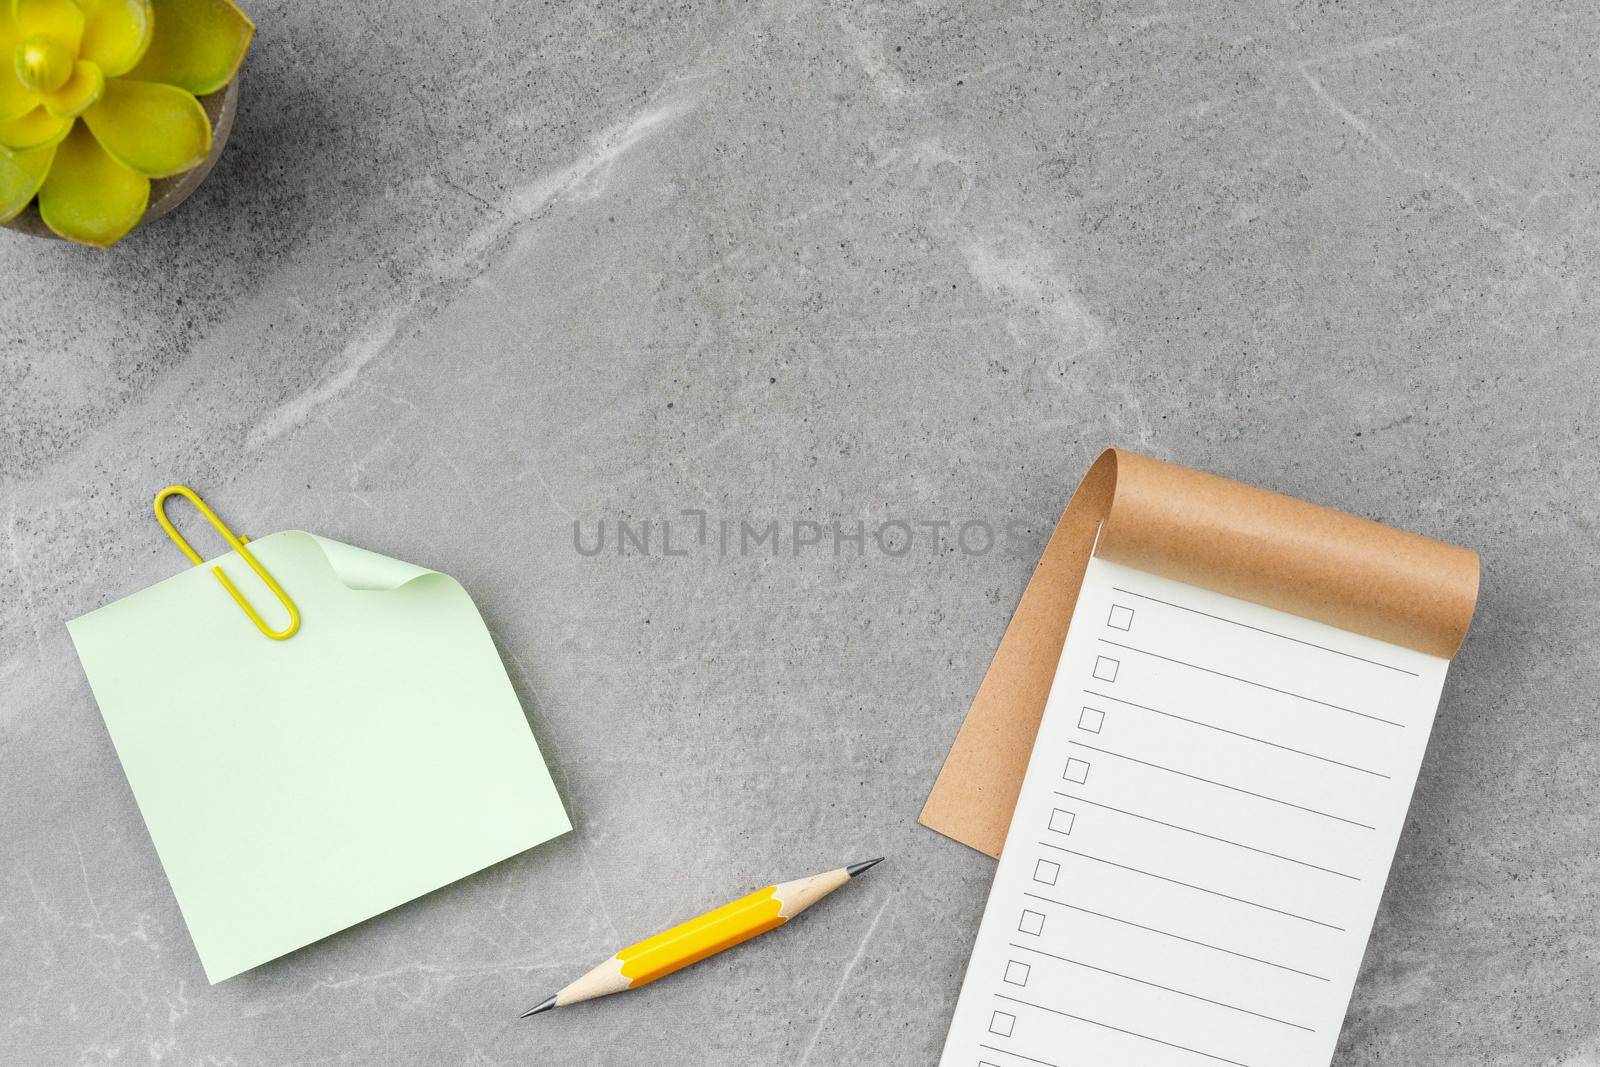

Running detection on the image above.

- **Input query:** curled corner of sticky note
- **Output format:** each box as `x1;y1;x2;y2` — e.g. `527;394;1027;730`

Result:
290;532;437;591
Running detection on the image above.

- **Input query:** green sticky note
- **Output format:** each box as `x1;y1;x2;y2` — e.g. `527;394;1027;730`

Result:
67;531;570;982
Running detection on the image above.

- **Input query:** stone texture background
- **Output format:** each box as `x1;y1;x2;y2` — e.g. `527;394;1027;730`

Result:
2;1;1596;1063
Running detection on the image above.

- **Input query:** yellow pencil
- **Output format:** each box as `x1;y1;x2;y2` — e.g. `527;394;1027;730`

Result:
520;857;883;1017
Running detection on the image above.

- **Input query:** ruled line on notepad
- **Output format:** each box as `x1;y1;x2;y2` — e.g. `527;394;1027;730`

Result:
977;1042;1065;1067
1038;843;1347;931
1007;942;1316;1032
1053;792;1362;881
1065;740;1377;830
1096;638;1406;727
989;998;1257;1067
1109;586;1419;677
1082;690;1391;779
1020;891;1332;981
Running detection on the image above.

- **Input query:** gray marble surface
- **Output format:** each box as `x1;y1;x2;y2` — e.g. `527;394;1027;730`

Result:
2;1;1597;1063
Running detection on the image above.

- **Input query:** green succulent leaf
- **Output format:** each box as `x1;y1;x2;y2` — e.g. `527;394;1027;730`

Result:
0;140;53;221
0;67;37;124
0;16;41;120
0;85;36;122
12;0;85;51
0;103;69;149
40;58;103;117
125;0;252;96
80;0;154;78
82;77;208;177
38;119;148;245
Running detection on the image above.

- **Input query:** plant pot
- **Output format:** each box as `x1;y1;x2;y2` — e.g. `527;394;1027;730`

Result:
2;77;238;242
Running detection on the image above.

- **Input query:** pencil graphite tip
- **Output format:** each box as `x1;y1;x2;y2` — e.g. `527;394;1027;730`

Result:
519;995;558;1019
846;857;884;878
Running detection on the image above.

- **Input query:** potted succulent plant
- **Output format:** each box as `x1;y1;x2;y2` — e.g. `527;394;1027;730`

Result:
0;0;253;247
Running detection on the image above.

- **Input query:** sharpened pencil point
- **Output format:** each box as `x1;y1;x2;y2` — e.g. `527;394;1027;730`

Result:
520;995;558;1019
846;857;884;878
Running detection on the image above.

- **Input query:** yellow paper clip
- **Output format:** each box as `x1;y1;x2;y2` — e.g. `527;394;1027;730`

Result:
153;485;301;640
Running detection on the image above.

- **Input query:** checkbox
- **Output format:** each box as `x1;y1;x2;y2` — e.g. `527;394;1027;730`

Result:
1063;758;1090;785
980;1062;1002;1067
1048;808;1075;835
1092;656;1120;682
1018;909;1045;935
1107;604;1134;631
1078;706;1105;733
1004;960;1031;987
1033;859;1060;886
989;1011;1015;1037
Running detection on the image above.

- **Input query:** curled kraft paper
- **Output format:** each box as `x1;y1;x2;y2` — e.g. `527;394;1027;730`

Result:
919;448;1480;859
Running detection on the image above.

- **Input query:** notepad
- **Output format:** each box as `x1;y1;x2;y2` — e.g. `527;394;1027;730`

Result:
924;449;1479;1067
939;554;1453;1066
68;528;571;982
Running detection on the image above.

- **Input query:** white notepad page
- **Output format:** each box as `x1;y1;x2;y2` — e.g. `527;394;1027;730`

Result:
939;555;1452;1067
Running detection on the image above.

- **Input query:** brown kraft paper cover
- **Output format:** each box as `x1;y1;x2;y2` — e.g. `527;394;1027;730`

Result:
919;447;1480;859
